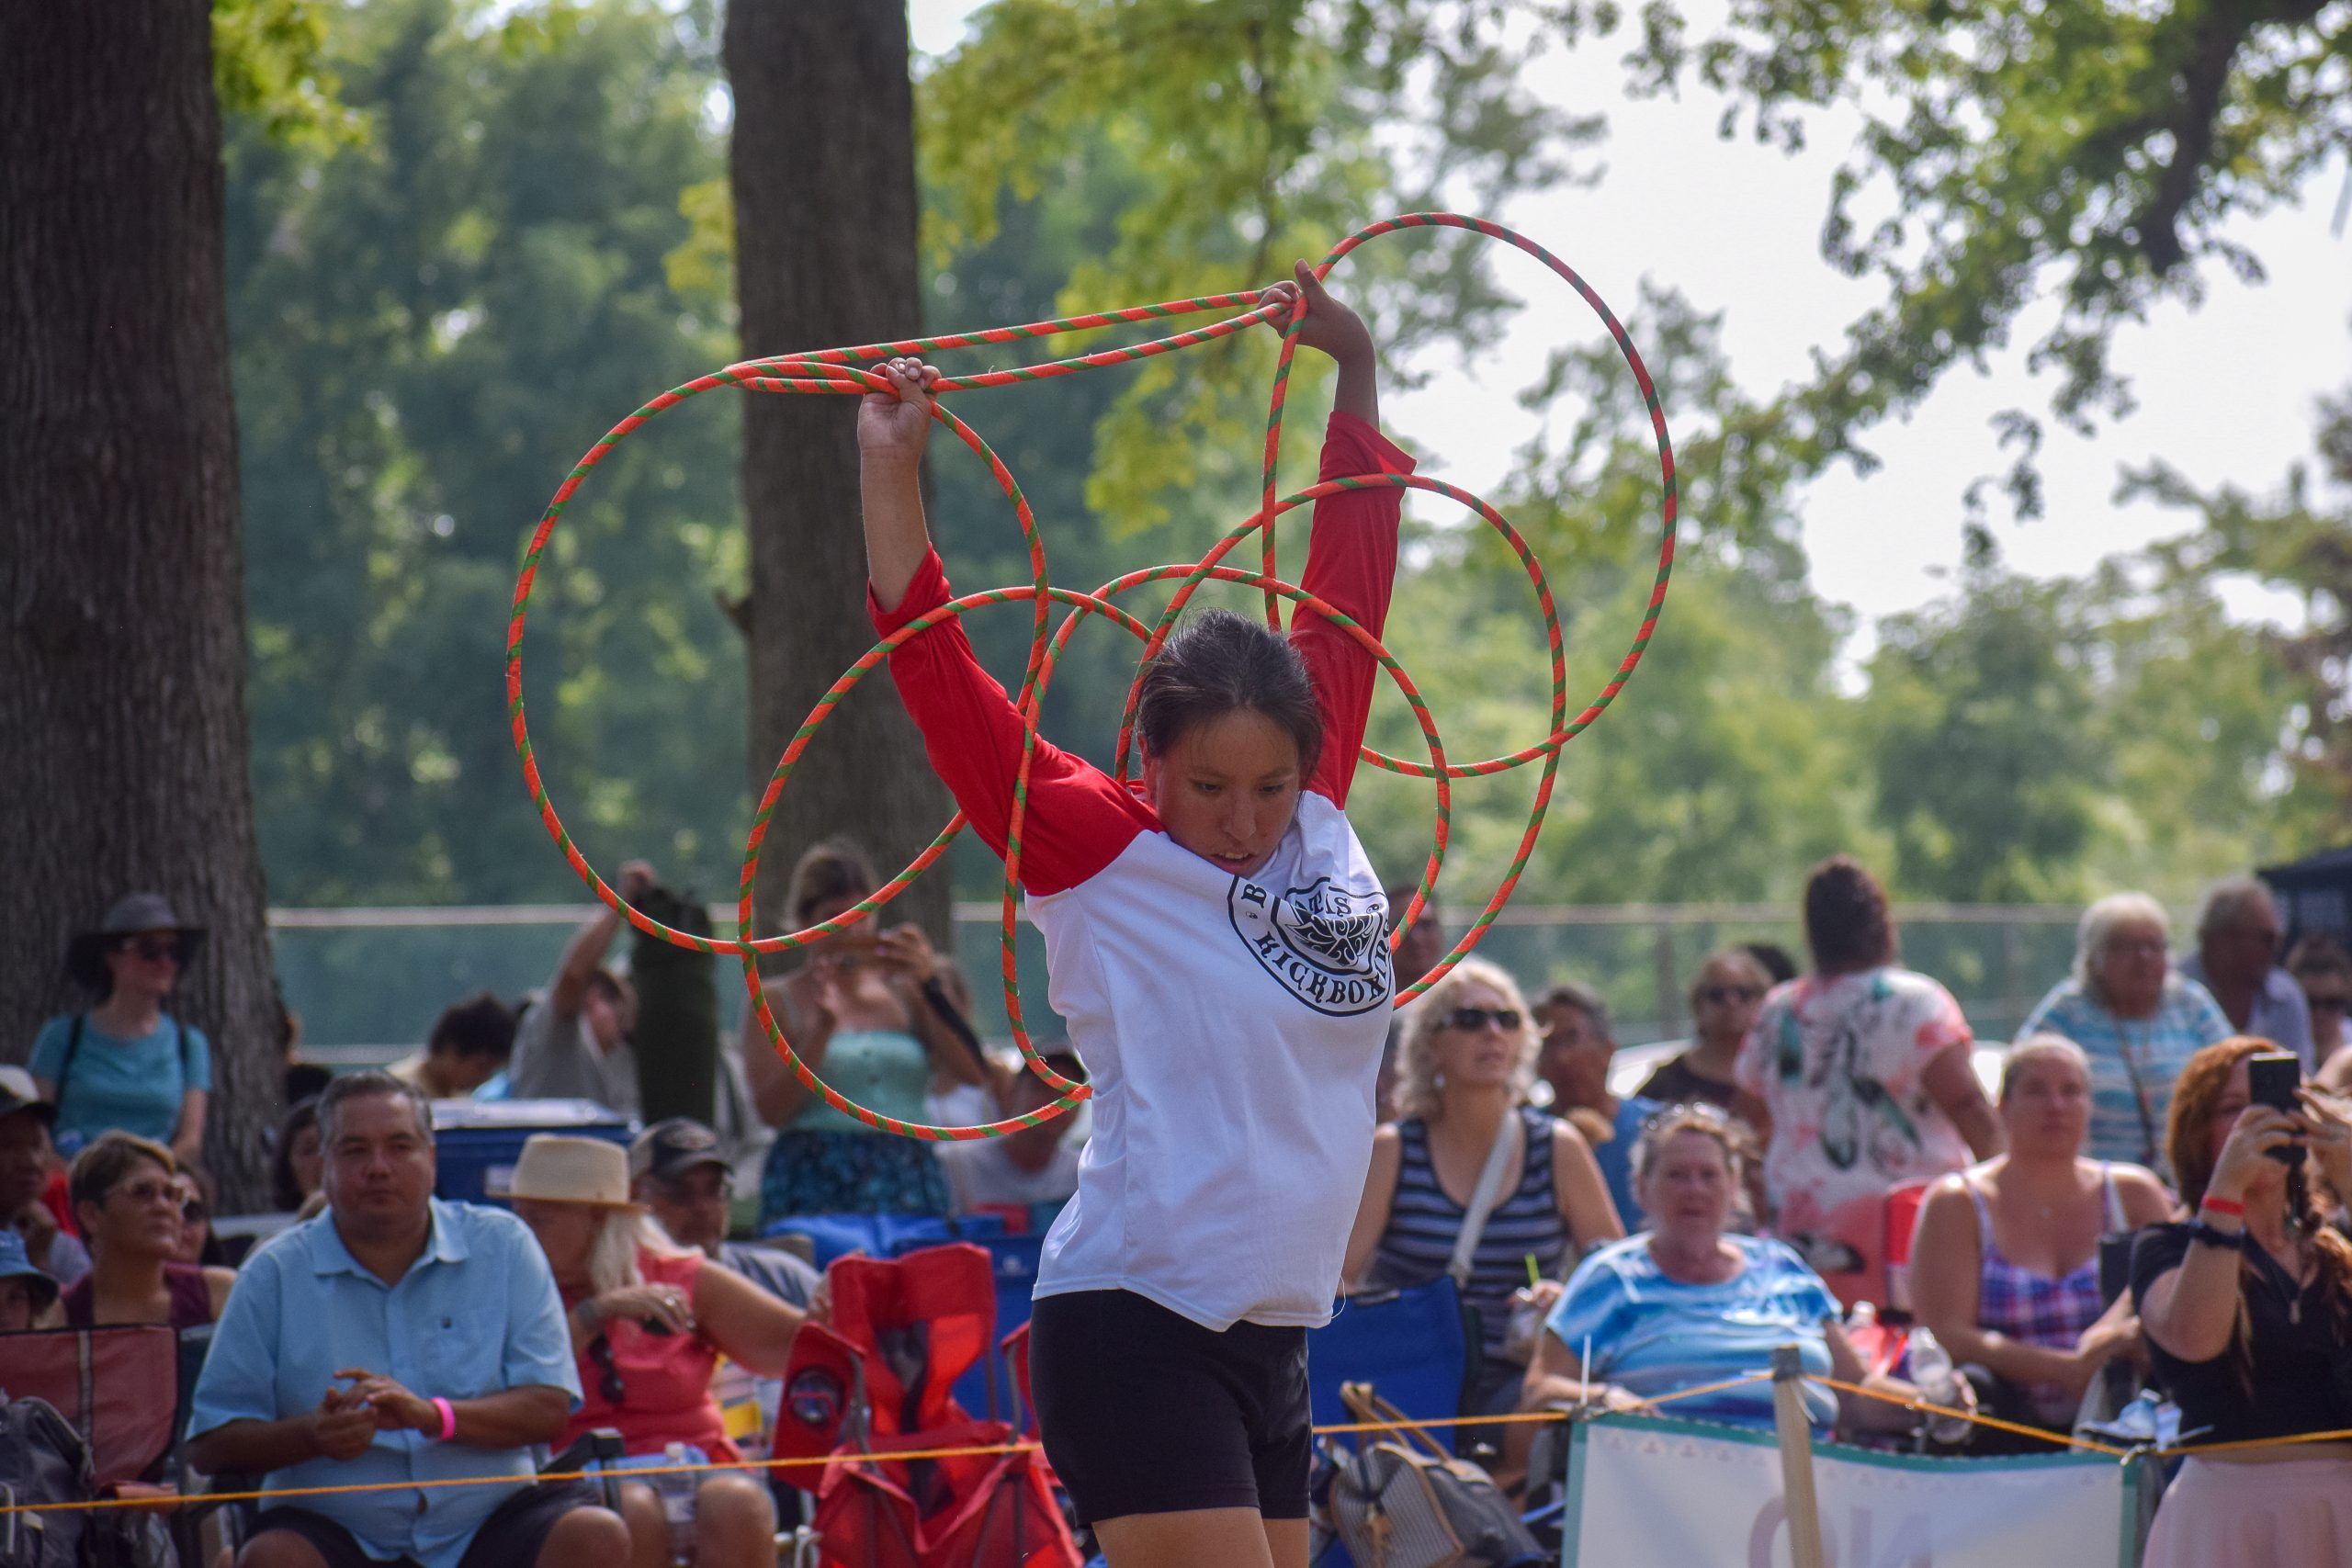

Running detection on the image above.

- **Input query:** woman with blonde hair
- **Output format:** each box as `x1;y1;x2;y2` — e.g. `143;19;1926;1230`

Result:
509;1136;806;1568
2132;1038;2352;1565
1342;957;1622;1415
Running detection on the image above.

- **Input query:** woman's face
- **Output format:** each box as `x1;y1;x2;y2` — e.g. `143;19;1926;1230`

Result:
2002;1052;2091;1156
1431;981;1524;1095
514;1199;599;1281
1533;1001;1609;1111
86;1157;182;1261
1690;957;1767;1048
1142;708;1304;878
2095;919;2169;1017
1636;1130;1735;1239
170;1173;209;1265
798;893;878;965
102;930;181;1003
289;1124;324;1199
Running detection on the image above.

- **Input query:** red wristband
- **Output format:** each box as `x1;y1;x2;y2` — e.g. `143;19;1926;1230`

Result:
432;1397;457;1442
2200;1194;2246;1218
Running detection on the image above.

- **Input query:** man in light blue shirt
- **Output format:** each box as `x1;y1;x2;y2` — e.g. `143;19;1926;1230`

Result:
187;1073;628;1568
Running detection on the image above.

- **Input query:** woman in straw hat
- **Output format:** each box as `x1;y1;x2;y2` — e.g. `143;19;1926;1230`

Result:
507;1135;803;1568
30;891;213;1166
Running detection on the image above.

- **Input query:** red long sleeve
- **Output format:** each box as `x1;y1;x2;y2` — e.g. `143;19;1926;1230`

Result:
1293;411;1416;806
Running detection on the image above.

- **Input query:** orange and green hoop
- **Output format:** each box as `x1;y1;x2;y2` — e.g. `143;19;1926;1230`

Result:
506;211;1679;1141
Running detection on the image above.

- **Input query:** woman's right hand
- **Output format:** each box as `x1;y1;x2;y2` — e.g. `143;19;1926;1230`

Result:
2207;1104;2303;1203
785;960;845;1030
591;1283;695;1337
857;357;942;465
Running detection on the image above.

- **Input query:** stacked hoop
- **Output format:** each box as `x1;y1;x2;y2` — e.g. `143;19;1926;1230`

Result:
507;212;1678;1142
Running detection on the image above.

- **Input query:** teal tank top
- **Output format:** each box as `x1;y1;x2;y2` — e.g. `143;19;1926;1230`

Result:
788;1029;932;1134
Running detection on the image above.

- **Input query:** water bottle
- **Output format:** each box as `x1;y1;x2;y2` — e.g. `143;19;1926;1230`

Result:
656;1441;696;1561
1905;1328;1972;1446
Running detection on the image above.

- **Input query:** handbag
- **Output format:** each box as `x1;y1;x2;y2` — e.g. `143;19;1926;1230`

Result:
1325;1383;1544;1568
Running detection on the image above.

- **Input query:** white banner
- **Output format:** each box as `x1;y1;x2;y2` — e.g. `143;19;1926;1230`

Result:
1564;1414;2140;1568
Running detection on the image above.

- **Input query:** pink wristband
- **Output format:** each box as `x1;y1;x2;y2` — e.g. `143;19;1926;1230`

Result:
432;1397;457;1442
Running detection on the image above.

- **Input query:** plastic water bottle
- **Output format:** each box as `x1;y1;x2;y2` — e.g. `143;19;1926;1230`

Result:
656;1442;696;1560
1905;1328;1972;1446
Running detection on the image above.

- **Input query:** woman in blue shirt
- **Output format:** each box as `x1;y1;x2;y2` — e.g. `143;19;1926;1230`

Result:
30;892;211;1166
1525;1104;1928;1435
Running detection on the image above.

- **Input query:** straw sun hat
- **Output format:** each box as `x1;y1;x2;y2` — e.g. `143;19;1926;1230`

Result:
500;1135;642;1209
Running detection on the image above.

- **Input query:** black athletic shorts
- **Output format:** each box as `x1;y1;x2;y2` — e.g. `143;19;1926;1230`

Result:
1029;1289;1311;1527
244;1478;602;1568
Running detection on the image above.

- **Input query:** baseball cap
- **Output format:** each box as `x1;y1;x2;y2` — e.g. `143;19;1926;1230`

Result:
0;1067;56;1126
629;1118;729;1183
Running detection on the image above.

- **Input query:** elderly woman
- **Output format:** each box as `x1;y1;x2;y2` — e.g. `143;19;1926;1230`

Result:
2131;1039;2352;1565
2018;891;2231;1170
1342;957;1623;1416
30;892;212;1167
508;1135;804;1568
1908;1036;2172;1444
1735;856;2003;1299
61;1133;232;1329
743;839;989;1226
1525;1105;1930;1436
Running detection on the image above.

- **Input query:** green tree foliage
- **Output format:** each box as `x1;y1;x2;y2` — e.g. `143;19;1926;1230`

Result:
230;0;746;906
1592;0;2348;515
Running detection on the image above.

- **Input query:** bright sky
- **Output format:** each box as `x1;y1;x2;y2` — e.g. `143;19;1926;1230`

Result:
907;0;2352;644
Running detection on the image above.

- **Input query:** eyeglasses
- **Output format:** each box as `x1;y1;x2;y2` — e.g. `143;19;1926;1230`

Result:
111;1179;177;1206
181;1201;209;1224
1442;1006;1521;1034
117;938;180;964
586;1334;625;1404
1641;1100;1735;1134
1697;985;1764;1005
2310;996;2349;1016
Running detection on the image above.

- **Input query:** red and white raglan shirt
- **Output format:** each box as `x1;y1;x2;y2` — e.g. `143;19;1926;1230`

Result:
869;411;1416;1331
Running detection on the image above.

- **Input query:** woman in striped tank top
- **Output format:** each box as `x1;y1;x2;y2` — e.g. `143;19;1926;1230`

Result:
1342;957;1623;1417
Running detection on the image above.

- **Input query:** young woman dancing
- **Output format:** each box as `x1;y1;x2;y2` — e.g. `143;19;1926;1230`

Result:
854;262;1412;1568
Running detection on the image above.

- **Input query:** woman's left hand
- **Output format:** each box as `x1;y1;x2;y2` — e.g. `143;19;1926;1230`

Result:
2299;1086;2352;1204
1257;259;1374;365
874;923;940;986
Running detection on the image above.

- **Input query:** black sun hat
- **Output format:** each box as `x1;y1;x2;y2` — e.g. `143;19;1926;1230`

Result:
62;893;206;994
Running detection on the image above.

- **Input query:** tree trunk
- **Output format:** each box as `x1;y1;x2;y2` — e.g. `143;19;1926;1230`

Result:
0;1;280;1207
726;0;956;955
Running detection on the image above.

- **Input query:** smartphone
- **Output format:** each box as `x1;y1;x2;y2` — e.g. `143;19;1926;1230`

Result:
2246;1051;2305;1167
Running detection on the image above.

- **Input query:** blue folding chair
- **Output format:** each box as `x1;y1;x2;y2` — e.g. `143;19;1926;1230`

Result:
761;1211;1008;1269
1305;1277;1479;1454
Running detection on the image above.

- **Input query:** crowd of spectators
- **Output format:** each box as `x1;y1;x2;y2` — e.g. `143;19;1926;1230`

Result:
14;849;2352;1564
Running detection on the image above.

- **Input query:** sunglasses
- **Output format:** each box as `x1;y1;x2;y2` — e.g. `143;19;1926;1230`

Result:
1697;985;1765;1005
117;937;181;963
1442;1006;1521;1033
2311;996;2349;1015
586;1334;625;1405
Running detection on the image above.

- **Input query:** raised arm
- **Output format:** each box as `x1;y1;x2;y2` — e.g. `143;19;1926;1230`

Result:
1258;264;1415;806
858;361;1155;897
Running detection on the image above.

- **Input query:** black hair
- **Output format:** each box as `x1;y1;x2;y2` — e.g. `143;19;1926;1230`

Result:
1135;609;1323;777
426;991;517;1062
1803;855;1895;974
271;1096;321;1213
317;1070;433;1148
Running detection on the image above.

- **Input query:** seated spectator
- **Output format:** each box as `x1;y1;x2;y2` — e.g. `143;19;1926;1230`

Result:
1524;1105;1932;1437
1343;958;1623;1415
0;1231;59;1333
1742;941;1798;986
0;1067;87;1285
1376;887;1448;1122
271;1096;324;1214
187;1072;629;1568
172;1166;233;1269
628;1119;820;1309
31;892;212;1167
390;992;518;1101
62;1133;231;1328
936;1052;1087;1222
743;839;985;1225
509;862;650;1114
2177;876;2313;1068
509;1136;799;1568
1635;948;1770;1112
1532;983;1657;1224
1909;1035;2171;1441
2132;1039;2352;1566
2018;891;2231;1171
2287;934;2352;1089
1736;856;2002;1292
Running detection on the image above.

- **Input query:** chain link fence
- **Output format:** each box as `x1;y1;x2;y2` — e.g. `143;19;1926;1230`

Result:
270;901;2089;1068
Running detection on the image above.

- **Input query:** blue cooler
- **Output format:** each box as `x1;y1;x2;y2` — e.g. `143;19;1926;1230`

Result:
431;1099;634;1205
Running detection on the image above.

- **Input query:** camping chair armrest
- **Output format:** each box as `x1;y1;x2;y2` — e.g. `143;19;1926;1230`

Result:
547;1428;628;1511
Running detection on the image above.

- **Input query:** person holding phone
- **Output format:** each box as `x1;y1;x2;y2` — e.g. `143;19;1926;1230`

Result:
2132;1038;2352;1566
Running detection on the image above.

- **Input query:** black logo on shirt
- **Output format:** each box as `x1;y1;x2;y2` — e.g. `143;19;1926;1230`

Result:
1227;876;1395;1017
